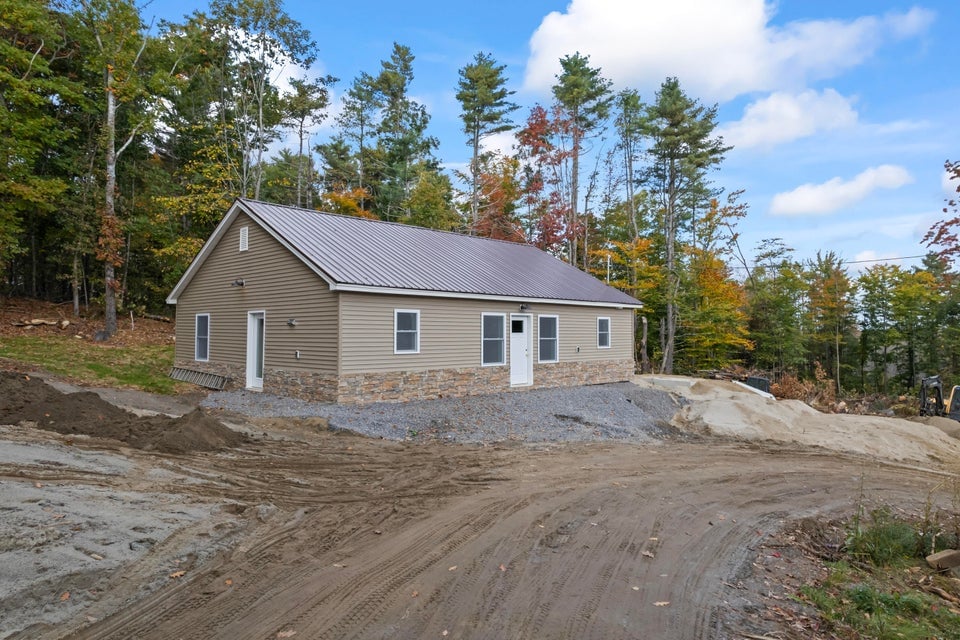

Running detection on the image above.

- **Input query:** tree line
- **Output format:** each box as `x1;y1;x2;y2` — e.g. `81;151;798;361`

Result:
3;0;960;393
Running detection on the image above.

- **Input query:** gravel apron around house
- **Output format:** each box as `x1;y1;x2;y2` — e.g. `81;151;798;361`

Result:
201;382;685;444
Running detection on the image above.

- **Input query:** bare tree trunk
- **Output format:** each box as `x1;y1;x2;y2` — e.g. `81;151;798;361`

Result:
569;120;581;266
103;76;119;337
660;160;680;374
296;122;305;207
470;125;479;233
72;250;80;317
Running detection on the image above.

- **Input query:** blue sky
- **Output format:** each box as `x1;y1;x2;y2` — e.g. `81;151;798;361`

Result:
153;0;960;271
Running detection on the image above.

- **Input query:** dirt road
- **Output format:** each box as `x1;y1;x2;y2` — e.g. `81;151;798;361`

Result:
9;421;953;640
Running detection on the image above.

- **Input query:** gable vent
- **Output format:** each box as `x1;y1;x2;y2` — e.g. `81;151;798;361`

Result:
239;226;249;252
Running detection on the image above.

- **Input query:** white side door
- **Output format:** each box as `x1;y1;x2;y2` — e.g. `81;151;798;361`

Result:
509;314;532;386
246;311;265;389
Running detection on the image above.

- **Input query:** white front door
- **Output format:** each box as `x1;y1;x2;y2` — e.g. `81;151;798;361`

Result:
246;311;265;389
510;314;532;386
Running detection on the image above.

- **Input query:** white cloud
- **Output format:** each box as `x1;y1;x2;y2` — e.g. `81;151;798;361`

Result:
480;130;519;157
523;1;934;101
770;165;914;216
847;250;910;274
719;89;857;149
943;167;960;196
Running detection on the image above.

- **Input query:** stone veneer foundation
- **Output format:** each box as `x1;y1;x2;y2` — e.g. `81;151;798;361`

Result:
175;358;635;405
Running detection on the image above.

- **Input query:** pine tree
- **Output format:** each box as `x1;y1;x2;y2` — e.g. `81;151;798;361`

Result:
455;52;518;231
642;77;729;373
552;52;612;267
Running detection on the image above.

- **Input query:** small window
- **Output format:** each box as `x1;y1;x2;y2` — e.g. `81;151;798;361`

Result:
482;313;505;366
394;310;419;354
597;317;611;349
239;226;249;252
195;313;210;361
539;315;558;363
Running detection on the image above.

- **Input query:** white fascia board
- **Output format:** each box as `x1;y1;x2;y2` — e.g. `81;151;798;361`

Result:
332;283;643;309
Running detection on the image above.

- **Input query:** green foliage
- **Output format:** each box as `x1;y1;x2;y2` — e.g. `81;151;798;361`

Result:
456;52;518;229
642;77;730;374
802;576;958;640
804;251;855;392
6;6;960;386
0;0;83;270
457;52;518;145
552;52;613;132
551;52;613;268
743;239;807;375
402;166;460;230
846;507;918;566
800;505;960;639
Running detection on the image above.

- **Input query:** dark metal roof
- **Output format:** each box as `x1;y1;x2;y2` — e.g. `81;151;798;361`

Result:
236;199;642;307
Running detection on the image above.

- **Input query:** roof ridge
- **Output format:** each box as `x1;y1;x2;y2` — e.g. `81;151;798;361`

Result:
236;198;541;252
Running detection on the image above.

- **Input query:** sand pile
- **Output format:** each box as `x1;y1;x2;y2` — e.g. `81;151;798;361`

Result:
634;375;960;464
0;372;245;453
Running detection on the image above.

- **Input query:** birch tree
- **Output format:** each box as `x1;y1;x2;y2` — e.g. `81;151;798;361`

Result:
210;0;316;199
76;0;155;337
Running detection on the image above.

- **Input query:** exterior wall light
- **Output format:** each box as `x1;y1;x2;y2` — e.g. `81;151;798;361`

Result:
231;278;245;287
287;318;297;326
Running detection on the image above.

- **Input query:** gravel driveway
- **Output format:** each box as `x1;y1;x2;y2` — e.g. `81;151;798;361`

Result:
202;382;683;444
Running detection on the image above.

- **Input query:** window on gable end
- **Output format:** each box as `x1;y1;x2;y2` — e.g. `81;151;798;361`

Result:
195;314;210;361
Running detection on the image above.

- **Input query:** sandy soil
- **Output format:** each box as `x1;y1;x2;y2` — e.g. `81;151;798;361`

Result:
637;375;960;464
3;373;960;639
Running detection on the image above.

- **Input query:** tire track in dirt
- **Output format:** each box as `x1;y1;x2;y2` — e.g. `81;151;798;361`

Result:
38;438;957;640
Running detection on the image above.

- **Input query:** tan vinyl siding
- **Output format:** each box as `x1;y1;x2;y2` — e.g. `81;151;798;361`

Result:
173;213;338;373
339;292;633;374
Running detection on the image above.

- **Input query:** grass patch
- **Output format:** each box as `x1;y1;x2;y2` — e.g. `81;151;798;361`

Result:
802;574;960;639
800;506;960;639
0;334;178;394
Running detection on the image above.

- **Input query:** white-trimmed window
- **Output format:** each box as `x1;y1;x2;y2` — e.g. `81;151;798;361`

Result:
195;313;210;361
394;310;420;354
597;316;611;349
239;226;249;251
538;315;559;363
481;313;506;366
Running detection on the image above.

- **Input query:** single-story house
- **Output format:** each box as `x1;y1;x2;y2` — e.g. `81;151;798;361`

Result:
166;199;643;404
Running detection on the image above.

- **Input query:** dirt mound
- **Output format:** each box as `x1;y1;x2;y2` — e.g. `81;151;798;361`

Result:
915;415;960;439
0;372;244;453
635;374;960;464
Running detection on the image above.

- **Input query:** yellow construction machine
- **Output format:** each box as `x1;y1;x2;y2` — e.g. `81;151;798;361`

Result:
919;375;960;421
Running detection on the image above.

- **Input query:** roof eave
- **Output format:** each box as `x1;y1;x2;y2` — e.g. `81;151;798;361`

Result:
332;283;643;309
